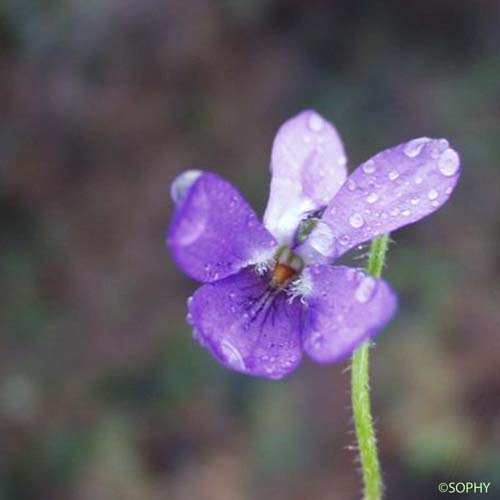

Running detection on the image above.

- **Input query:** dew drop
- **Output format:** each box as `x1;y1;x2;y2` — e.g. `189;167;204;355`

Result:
171;170;202;205
220;340;245;370
427;189;439;200
338;155;347;166
349;213;365;229
362;160;376;174
402;209;411;217
355;276;378;303
308;113;324;132
390;208;400;217
366;192;379;204
403;137;429;158
438;148;459;176
414;176;423;185
310;222;336;255
347;179;357;191
388;170;399;181
339;234;351;246
410;198;420;205
229;194;238;207
431;200;439;207
309;331;324;350
445;186;453;195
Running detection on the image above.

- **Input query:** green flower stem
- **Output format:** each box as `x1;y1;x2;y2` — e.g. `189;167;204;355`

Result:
351;234;390;500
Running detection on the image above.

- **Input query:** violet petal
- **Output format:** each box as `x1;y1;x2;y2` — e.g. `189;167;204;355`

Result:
263;110;347;244
305;137;461;258
188;268;303;379
302;265;397;363
168;172;277;282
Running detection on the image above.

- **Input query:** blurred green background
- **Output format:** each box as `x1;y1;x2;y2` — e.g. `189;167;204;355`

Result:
1;1;499;499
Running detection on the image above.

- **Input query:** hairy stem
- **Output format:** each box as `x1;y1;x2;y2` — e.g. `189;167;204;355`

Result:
351;234;390;500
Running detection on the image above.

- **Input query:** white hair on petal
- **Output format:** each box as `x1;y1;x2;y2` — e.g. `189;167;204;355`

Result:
286;270;313;304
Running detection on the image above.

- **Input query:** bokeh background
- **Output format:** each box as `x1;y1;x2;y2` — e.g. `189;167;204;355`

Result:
1;1;500;499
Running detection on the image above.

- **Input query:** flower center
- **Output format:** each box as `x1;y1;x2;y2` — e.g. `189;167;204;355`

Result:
272;246;303;287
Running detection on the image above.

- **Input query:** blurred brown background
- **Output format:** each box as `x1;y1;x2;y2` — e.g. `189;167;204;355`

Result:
1;1;500;499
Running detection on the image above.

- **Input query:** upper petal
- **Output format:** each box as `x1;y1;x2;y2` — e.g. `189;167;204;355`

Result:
168;172;277;282
188;268;304;379
263;110;347;245
303;138;461;259
302;265;397;363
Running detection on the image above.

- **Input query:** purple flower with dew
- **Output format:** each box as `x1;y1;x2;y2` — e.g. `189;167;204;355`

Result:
167;110;460;379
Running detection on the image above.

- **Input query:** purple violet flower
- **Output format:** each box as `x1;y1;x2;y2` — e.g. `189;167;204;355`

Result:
167;110;461;379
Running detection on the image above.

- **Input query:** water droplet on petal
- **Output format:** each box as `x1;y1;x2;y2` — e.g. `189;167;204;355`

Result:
309;331;324;350
402;209;411;217
438;148;459;176
229;194;239;207
410;197;420;205
388;170;399;181
220;340;246;370
414;176;423;185
355;276;378;303
349;213;364;228
431;200;439;207
404;137;429;158
339;234;351;246
427;189;439;200
308;113;324;132
347;179;356;191
338;155;347;166
366;192;379;204
362;160;376;174
171;170;202;205
191;327;205;346
445;186;453;195
310;222;336;255
390;208;400;217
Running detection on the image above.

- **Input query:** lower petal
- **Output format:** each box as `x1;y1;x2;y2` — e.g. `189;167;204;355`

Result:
302;265;397;363
188;268;304;379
